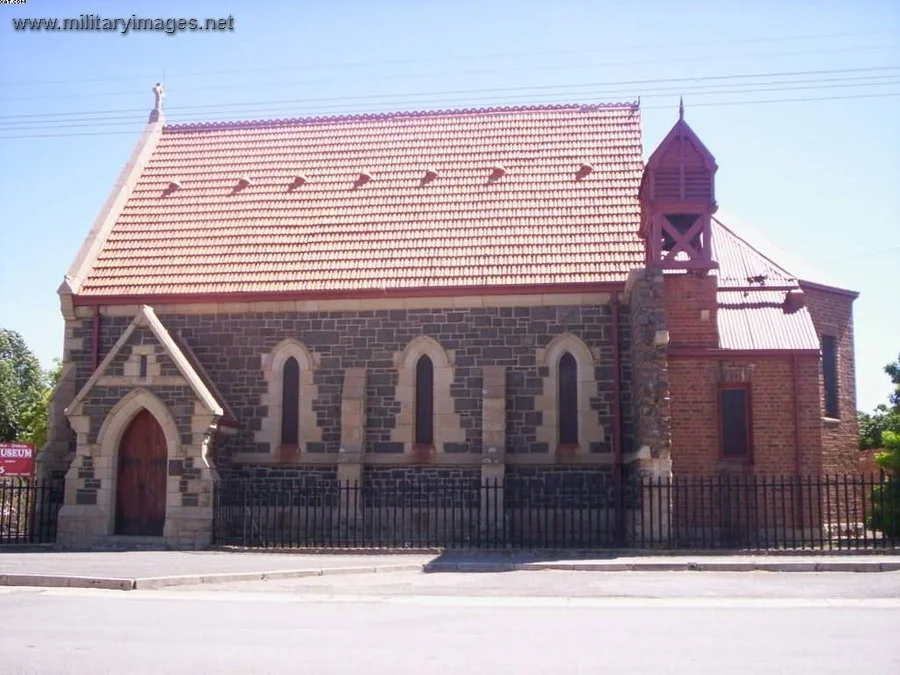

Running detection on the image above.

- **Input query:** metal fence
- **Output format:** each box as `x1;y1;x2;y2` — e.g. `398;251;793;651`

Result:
0;479;64;545
213;473;899;551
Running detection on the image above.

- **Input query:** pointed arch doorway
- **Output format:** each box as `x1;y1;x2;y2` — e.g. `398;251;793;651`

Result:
115;409;167;536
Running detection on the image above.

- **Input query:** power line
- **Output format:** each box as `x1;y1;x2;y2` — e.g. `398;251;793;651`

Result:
2;43;897;103
1;90;897;141
2;65;898;126
1;28;895;87
3;75;898;132
816;246;900;265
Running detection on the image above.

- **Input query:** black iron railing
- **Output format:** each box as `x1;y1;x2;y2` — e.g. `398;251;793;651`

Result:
213;473;899;551
0;479;64;545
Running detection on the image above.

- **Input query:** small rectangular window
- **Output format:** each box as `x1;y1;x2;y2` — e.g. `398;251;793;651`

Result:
139;355;148;378
822;335;839;418
720;387;750;459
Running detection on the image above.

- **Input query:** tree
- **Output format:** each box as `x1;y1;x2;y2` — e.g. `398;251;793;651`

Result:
869;430;900;537
887;358;900;409
858;353;900;450
0;329;59;448
872;354;900;475
861;353;900;537
18;358;63;451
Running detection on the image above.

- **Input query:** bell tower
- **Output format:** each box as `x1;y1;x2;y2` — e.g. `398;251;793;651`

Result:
639;101;718;272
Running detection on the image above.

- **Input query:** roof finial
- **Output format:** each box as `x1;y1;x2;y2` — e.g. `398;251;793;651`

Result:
678;96;684;121
149;82;165;124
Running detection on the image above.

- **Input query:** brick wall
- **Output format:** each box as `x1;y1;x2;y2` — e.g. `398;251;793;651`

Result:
669;357;823;476
664;274;718;348
801;285;859;473
71;304;628;462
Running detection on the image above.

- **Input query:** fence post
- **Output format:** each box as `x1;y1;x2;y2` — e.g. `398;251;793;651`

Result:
480;465;504;548
630;457;673;547
338;367;367;543
337;457;362;541
481;365;507;548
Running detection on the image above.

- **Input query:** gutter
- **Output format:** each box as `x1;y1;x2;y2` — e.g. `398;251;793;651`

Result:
69;282;628;307
792;353;802;476
92;305;100;373
668;347;819;359
611;293;624;540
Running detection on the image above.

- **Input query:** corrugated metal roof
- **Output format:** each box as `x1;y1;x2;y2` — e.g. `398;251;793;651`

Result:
711;221;798;289
713;210;855;293
717;290;819;351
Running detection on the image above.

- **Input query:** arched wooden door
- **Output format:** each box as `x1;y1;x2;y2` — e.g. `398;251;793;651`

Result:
115;409;167;536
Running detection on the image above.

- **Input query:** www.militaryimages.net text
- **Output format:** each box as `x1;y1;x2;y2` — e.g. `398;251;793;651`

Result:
9;11;235;35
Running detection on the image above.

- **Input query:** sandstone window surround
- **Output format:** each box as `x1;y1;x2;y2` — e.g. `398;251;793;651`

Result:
392;336;464;455
535;332;604;457
256;339;321;457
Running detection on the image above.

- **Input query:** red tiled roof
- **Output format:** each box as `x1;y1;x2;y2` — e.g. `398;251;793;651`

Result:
76;104;645;297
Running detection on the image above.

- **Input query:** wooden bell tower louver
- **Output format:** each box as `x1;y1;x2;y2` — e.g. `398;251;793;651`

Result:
639;101;719;272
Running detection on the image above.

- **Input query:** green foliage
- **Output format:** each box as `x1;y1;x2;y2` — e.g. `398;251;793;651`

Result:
868;435;900;536
858;405;900;450
875;430;900;474
859;353;900;450
887;358;900;408
861;354;900;537
0;330;58;448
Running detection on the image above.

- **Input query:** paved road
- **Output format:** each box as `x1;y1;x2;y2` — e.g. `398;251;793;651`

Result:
1;572;898;674
173;568;900;598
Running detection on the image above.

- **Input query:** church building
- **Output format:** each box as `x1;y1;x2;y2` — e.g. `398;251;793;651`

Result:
38;87;859;549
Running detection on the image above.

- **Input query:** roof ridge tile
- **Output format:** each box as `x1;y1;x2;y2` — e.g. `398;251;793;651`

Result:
163;101;641;133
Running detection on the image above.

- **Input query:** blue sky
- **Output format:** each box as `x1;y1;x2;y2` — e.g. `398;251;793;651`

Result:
0;0;898;412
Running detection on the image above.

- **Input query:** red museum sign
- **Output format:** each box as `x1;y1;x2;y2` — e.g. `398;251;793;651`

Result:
0;442;35;477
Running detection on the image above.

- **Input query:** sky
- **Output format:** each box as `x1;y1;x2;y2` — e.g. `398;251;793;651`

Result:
0;0;898;412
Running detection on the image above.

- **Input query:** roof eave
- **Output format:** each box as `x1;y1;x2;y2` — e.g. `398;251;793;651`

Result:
70;281;629;307
668;347;820;359
798;279;860;300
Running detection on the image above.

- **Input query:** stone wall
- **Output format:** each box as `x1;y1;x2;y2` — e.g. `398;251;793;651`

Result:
626;269;672;461
504;466;615;508
70;301;627;462
363;467;481;508
217;465;338;507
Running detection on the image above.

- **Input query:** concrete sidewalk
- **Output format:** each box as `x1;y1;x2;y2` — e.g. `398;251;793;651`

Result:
0;551;436;590
424;553;900;574
1;550;899;591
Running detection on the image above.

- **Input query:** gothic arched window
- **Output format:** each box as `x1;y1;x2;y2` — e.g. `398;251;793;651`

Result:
558;352;578;445
415;355;434;446
281;356;300;446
